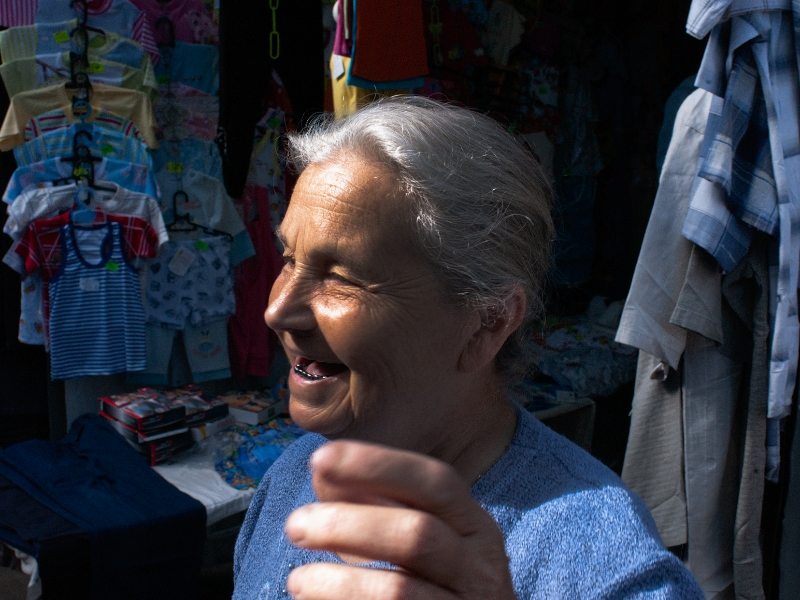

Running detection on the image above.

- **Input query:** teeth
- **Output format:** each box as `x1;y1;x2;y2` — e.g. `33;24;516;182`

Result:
294;363;330;381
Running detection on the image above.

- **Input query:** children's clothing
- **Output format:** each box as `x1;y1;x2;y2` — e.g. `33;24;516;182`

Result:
18;273;45;345
14;122;151;167
0;0;37;27
153;95;218;141
24;106;144;144
130;0;219;45
0;20;156;87
4;181;167;245
0;54;153;98
35;0;160;63
48;222;147;379
347;0;428;88
4;156;159;204
0;82;158;150
228;185;284;379
157;168;254;265
16;210;159;346
127;320;232;385
144;236;235;329
152;138;223;181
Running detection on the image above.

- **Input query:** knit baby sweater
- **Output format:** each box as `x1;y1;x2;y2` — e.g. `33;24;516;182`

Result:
233;405;704;599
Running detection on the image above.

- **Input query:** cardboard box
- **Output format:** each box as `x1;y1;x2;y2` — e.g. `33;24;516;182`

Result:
101;412;193;465
100;391;186;433
190;414;235;443
217;391;287;425
170;394;229;426
101;411;189;444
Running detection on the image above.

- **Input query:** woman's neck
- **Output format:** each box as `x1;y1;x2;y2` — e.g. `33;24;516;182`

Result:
451;398;518;485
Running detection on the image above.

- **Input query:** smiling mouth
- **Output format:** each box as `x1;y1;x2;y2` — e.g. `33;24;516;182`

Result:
293;357;349;381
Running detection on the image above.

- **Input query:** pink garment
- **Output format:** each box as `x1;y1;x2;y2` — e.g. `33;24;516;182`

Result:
228;185;284;379
130;0;218;45
132;10;161;64
333;0;353;57
0;0;37;26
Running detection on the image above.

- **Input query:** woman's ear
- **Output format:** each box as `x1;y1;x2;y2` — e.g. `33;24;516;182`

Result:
458;286;526;373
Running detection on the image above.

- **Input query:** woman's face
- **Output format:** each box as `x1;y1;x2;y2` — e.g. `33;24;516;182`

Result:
266;157;477;450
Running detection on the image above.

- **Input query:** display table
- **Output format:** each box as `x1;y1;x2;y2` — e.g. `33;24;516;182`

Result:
153;461;255;527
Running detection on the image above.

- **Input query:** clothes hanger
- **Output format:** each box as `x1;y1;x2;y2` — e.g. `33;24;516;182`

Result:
155;0;176;49
63;145;116;193
69;0;106;36
70;180;100;223
167;190;233;241
65;66;93;105
71;97;92;123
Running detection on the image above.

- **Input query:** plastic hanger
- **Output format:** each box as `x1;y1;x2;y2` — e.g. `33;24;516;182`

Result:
71;181;99;224
155;0;176;48
167;190;233;241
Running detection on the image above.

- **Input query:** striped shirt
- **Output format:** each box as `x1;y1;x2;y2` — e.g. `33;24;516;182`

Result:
48;222;147;379
18;209;157;337
0;0;37;27
24;106;144;143
17;209;158;347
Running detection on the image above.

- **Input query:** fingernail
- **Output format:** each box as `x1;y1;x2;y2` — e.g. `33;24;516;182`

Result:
286;568;303;598
284;509;309;543
309;444;332;471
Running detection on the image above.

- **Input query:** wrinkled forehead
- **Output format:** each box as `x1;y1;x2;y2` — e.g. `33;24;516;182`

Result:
278;158;413;255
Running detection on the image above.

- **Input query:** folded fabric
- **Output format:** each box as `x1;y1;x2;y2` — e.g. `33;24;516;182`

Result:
0;414;205;600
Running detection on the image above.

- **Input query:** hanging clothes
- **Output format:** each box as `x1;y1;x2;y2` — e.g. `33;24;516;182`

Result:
3;155;159;203
14;121;151;167
218;0;323;197
23;106;145;144
34;0;160;63
15;209;160;349
347;0;428;90
129;0;219;46
616;88;715;370
0;81;158;150
683;4;800;482
48;221;148;379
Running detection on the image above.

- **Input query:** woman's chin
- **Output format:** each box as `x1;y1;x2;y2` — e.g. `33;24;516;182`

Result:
287;382;354;437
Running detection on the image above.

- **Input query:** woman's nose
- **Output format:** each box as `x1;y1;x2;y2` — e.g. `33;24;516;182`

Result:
264;268;316;334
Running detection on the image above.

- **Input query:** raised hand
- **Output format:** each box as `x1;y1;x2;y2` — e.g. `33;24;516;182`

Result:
284;440;519;600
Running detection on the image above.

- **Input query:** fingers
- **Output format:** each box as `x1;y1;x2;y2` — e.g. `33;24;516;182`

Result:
310;441;491;536
285;502;465;588
286;563;458;600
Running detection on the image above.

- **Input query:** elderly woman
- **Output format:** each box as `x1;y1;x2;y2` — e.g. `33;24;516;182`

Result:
233;97;702;600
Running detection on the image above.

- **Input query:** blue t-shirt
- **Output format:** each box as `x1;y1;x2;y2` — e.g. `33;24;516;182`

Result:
233;404;704;599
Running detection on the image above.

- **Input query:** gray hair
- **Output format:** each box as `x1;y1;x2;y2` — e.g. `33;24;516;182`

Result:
286;96;554;383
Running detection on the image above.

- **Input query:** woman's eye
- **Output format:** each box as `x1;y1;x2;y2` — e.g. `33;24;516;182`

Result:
328;270;357;285
282;254;295;266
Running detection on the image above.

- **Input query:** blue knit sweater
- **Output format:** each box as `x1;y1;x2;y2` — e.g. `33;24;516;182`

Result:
233;405;703;599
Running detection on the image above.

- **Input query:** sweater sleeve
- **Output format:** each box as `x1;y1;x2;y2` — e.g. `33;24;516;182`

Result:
597;555;705;600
